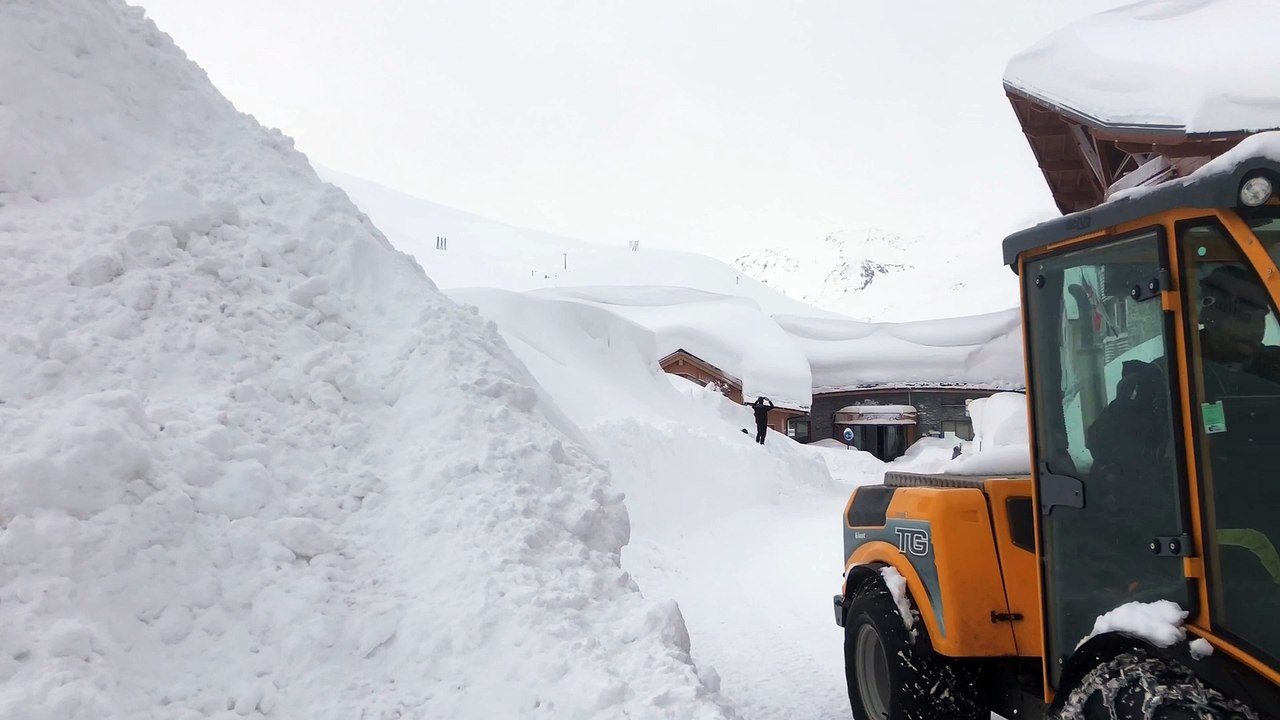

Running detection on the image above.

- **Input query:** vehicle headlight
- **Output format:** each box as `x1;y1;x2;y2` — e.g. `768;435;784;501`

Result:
1240;175;1273;207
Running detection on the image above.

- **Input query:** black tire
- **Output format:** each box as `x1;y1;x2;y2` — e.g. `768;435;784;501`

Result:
843;578;985;720
1053;649;1257;720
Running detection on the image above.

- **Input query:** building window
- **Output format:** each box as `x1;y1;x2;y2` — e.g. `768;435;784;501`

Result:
787;418;811;443
843;424;912;461
941;419;973;440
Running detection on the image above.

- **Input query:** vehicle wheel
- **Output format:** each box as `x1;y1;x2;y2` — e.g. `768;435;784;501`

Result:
1053;649;1257;720
843;577;984;720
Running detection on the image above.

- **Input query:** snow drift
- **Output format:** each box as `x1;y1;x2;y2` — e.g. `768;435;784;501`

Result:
0;2;733;718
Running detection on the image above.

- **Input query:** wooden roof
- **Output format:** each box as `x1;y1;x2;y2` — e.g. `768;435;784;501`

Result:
658;349;741;388
1006;85;1253;214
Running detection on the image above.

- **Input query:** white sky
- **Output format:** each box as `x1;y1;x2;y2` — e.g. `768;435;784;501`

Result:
134;0;1130;260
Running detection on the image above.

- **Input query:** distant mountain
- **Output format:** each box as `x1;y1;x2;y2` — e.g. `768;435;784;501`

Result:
732;227;1020;322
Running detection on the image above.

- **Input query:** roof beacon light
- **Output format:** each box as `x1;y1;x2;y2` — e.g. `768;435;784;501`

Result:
1240;175;1273;207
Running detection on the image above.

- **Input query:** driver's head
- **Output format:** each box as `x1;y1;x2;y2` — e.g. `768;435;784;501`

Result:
1200;265;1269;365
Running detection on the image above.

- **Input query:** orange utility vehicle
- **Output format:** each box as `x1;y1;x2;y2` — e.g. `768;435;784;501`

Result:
834;142;1280;719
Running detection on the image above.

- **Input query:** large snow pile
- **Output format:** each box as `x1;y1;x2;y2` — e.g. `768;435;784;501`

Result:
451;284;875;720
0;2;734;718
946;391;1030;475
1005;0;1280;134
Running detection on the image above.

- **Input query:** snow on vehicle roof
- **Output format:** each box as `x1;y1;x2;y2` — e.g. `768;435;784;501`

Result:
1004;0;1280;136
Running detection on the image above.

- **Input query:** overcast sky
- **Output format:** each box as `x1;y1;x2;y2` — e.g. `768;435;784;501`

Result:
135;1;1128;262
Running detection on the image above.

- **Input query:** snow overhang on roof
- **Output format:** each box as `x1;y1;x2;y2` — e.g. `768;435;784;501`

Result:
834;404;917;425
813;382;1023;395
1004;0;1280;138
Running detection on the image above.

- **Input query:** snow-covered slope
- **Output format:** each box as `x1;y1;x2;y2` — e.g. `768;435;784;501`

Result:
0;2;735;718
731;228;1020;322
321;168;1025;399
319;165;847;321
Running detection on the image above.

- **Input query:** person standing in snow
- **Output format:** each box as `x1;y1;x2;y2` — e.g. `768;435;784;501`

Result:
750;396;774;445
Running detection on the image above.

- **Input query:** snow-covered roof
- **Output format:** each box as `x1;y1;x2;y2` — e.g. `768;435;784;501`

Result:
1005;0;1280;136
816;381;1019;394
835;404;917;425
529;286;815;411
837;404;915;414
777;308;1026;391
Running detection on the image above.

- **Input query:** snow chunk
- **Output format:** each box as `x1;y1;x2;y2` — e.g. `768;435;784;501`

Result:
135;188;214;236
878;566;914;632
194;460;273;519
1189;637;1214;660
67;252;125;287
0;391;153;520
48;619;97;660
288;276;330;308
1078;600;1188;649
271;517;337;558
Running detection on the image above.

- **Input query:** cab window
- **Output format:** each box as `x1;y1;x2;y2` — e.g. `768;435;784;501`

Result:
1025;229;1190;686
1179;218;1280;666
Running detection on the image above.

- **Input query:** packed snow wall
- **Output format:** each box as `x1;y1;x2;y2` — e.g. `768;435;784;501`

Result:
0;2;734;718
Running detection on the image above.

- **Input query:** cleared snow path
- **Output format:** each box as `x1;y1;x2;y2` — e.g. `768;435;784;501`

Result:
594;418;882;720
625;495;852;720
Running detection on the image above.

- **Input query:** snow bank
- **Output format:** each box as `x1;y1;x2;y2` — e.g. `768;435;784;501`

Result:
1005;0;1280;135
946;391;1030;475
0;2;733;717
876;393;1030;477
452;284;857;536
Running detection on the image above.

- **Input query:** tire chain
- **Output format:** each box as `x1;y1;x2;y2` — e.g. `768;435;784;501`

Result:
1053;651;1258;720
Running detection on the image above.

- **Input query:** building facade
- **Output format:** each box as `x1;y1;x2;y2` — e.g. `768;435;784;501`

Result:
799;386;1019;460
660;349;805;433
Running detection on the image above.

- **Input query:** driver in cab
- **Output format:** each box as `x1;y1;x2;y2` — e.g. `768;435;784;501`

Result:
1196;265;1280;395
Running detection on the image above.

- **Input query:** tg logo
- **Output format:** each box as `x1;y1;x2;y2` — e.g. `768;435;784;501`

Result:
894;527;931;557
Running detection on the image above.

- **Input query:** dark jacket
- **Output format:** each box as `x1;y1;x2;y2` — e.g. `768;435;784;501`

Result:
751;397;774;424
